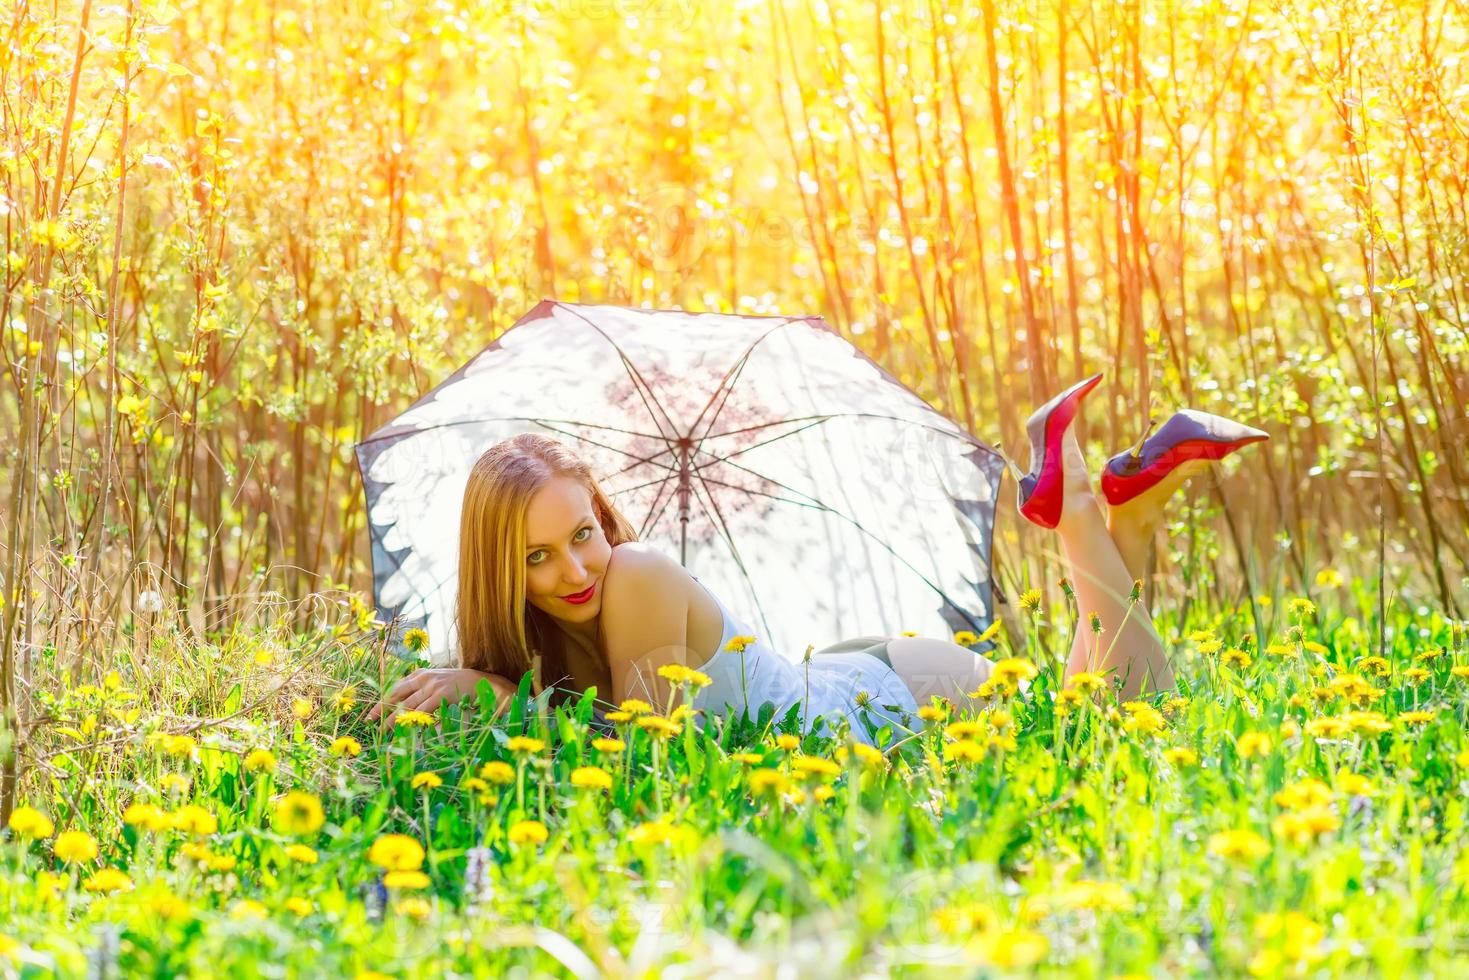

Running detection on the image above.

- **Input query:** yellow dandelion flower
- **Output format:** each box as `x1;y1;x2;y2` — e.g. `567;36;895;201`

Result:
504;736;544;753
1221;648;1251;670
159;773;191;795
774;733;801;751
168;804;217;837
479;761;515;784
967;928;1050;968
1273;779;1332;811
1288;597;1316;617
617;699;653;715
790;755;841;779
730;751;764;764
394;897;432;919
635;715;681;738
1314;569;1343;588
410;772;443;791
1236;733;1273;758
285;897;313;917
944;739;988;764
1067;672;1108;693
402;628;430;655
394;710;436;728
944;720;986;740
748;769;788;794
723;635;757;653
384;870;431;890
570;766;614;790
291;698;314;720
992;658;1038;685
952;630;978;647
1398;709;1436;726
604;710;633;722
7;805;54;840
1357;656;1391;677
229;899;267;919
367;833;425;872
1163;747;1198;767
1017;589;1043;612
1341;711;1392;734
82;868;133;894
329;736;362;758
273;790;325;836
626;818;695;847
1335;772;1375;796
1304;717;1350;738
1123;706;1166;736
1207;829;1270;861
507;820;548;846
284;844;318;864
917;705;947;723
242;749;278;773
591;737;625;754
1272;805;1340;845
54;830;99;864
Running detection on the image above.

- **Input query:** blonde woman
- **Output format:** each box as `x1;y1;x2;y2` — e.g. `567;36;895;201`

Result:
368;380;1266;742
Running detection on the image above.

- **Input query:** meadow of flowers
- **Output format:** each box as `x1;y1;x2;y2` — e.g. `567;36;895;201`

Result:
4;584;1468;976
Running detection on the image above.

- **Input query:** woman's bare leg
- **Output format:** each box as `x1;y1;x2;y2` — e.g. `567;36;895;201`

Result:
1104;458;1210;583
884;636;995;705
1053;429;1174;698
880;437;1192;706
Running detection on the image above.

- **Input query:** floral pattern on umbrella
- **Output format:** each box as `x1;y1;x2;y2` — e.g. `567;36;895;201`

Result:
356;300;1004;666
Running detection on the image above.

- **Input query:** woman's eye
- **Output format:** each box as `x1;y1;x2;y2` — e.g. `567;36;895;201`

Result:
576;527;592;541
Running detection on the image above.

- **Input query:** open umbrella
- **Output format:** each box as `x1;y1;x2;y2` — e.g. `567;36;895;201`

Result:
355;300;1005;668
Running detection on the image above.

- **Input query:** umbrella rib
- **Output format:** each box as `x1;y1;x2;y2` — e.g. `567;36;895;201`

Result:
356;416;667;449
686;316;808;439
556;303;682;444
686;457;982;629
636;475;681;542
703;412;999;455
602;448;680;482
682;466;783;643
690;414;1002;478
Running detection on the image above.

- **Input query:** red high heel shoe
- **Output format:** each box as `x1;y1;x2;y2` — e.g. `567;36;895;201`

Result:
1012;372;1104;529
1101;409;1270;506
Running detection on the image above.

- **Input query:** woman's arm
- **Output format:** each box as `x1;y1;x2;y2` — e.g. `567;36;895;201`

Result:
366;668;519;728
599;546;692;711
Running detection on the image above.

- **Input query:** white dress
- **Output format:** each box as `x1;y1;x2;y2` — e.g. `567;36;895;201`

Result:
687;576;920;747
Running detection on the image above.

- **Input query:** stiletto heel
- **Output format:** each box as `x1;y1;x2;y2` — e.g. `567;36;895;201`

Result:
1101;409;1270;506
1015;372;1104;529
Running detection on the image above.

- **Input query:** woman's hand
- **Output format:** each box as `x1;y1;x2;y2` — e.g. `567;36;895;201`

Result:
366;668;518;728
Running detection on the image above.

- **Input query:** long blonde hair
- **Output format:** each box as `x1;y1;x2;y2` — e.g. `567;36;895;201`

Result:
455;433;638;701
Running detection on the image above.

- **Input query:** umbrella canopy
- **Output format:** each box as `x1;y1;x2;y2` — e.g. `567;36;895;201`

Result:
355;300;1005;667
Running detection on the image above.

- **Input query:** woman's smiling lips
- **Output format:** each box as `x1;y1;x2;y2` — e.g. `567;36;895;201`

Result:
561;582;596;604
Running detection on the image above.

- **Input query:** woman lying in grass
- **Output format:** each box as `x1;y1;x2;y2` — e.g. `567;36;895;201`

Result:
368;373;1268;744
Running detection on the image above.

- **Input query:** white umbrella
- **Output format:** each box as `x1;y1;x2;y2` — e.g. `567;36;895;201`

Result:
355;300;1003;667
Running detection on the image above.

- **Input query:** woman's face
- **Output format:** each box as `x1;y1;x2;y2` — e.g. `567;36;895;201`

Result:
522;475;612;627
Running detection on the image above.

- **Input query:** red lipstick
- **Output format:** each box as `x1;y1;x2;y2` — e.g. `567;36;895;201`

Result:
561;582;596;604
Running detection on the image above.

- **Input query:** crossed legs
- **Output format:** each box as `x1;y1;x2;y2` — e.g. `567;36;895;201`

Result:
878;427;1189;704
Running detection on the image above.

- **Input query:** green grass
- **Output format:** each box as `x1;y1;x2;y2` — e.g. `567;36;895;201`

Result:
3;583;1467;977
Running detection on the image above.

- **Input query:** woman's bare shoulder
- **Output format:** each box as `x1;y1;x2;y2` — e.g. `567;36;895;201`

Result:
605;541;689;586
